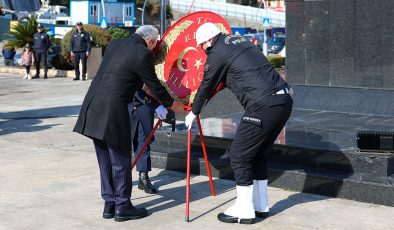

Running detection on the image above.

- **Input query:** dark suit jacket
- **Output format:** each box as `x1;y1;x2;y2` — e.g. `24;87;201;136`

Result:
73;34;173;149
130;90;160;143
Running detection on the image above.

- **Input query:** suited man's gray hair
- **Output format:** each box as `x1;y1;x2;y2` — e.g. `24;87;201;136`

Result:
135;25;159;40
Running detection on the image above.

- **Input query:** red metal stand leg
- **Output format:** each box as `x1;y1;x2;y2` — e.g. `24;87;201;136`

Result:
196;116;216;196
185;129;191;222
131;119;162;170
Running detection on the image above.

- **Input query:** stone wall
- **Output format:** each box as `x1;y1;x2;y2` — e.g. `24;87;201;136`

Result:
286;0;394;89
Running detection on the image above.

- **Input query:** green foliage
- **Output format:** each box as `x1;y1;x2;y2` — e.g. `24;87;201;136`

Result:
268;56;286;68
107;26;129;40
60;24;110;66
5;17;38;48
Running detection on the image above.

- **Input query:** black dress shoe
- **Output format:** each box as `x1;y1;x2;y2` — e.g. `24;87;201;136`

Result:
43;74;48;79
103;203;115;219
255;211;269;218
73;76;80;80
32;74;39;79
82;75;86;81
217;212;255;224
138;172;157;194
114;205;148;222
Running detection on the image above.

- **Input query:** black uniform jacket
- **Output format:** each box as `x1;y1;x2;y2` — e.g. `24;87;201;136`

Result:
129;90;160;143
70;30;92;53
73;34;174;149
192;33;290;115
33;31;50;53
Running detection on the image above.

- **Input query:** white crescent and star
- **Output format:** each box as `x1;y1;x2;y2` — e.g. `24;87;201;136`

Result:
177;47;203;72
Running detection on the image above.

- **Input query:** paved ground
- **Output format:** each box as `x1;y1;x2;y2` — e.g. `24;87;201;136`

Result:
0;73;394;230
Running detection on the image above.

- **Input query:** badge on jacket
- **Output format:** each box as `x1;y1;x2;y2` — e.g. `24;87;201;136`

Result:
242;116;262;126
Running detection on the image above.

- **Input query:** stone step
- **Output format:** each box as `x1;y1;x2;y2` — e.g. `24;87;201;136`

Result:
151;131;394;177
148;131;394;206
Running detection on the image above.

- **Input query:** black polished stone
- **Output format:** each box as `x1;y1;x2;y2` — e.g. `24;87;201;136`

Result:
291;85;394;116
328;0;355;87
150;131;394;206
354;0;382;88
285;0;305;85
286;0;394;89
380;0;394;88
304;0;329;85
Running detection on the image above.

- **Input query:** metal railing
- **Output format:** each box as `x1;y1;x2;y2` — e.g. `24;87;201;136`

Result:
170;0;285;27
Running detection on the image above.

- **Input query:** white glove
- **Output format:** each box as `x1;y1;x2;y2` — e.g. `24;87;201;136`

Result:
155;105;168;120
185;111;197;130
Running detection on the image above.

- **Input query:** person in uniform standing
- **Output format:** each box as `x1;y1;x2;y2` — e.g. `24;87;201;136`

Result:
70;21;92;81
32;24;50;79
128;89;168;194
73;25;184;222
185;22;293;224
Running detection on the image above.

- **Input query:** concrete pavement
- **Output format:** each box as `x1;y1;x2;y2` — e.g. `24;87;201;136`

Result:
0;72;393;230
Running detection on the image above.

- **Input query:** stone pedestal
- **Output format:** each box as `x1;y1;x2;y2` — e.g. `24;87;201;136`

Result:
87;46;103;79
149;131;394;206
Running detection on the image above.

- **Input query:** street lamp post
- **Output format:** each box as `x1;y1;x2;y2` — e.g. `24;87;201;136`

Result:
255;0;268;56
262;0;268;56
160;0;166;36
142;0;149;25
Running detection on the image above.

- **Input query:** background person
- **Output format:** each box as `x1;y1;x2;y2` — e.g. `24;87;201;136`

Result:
32;24;50;79
70;21;92;81
2;45;15;66
21;44;35;80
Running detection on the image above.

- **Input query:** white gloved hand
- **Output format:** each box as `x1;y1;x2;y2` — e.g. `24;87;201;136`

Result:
155;105;168;120
185;111;197;130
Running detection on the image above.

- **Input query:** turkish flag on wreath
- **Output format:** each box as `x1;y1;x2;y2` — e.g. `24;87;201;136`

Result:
154;11;232;107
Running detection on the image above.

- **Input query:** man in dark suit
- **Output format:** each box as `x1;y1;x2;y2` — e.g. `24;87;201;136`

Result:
73;25;183;222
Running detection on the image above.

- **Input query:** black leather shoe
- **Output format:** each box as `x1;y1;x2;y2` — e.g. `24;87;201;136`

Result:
82;75;86;81
103;203;115;219
114;205;148;222
217;212;255;224
255;211;269;218
73;76;80;80
43;74;48;79
32;74;39;79
138;172;157;194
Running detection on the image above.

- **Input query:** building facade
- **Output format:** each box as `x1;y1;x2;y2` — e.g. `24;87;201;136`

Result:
70;0;134;26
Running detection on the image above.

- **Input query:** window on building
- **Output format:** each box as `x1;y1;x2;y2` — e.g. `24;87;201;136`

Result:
126;6;132;16
90;5;97;16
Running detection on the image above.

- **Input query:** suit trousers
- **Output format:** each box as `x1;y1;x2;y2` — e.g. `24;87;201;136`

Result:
229;95;293;186
131;109;153;172
93;138;132;210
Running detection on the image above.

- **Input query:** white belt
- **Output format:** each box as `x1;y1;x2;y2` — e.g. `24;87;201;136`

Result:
274;88;293;95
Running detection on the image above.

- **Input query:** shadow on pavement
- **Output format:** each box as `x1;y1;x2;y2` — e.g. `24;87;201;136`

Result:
132;169;235;222
0;105;81;135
